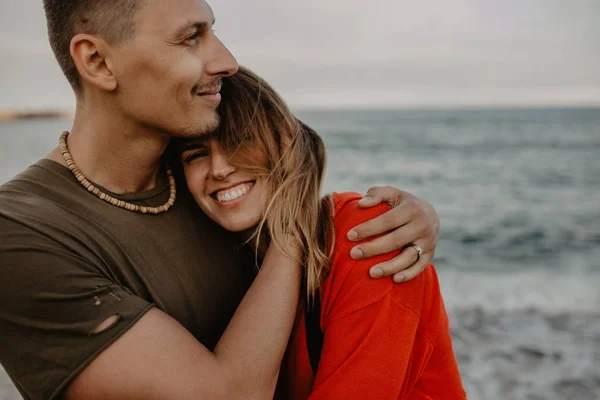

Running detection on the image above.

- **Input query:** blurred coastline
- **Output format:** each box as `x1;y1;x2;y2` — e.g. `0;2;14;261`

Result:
1;107;599;400
0;110;73;122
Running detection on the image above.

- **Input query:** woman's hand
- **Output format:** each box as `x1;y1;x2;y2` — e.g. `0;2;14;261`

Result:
346;186;439;283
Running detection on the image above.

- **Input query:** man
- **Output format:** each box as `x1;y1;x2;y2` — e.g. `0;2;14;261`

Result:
0;0;440;399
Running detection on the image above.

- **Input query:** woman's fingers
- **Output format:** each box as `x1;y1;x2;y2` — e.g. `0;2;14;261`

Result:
348;189;438;248
367;244;420;278
348;202;414;242
350;219;432;260
392;251;432;283
356;186;401;208
366;240;433;280
346;185;440;283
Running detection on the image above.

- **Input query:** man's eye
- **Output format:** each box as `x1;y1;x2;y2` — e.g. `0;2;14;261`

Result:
183;150;209;164
183;32;201;45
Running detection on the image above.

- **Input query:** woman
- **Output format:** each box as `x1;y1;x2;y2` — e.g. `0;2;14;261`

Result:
177;67;465;399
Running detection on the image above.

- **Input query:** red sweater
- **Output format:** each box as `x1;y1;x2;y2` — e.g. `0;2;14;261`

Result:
277;192;466;399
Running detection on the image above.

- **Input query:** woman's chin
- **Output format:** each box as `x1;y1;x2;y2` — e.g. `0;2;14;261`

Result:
226;224;253;233
219;217;259;233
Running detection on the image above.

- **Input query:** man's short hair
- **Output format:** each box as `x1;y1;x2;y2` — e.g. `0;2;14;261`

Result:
43;0;144;93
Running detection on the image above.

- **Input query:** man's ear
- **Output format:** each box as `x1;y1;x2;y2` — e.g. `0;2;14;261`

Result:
70;33;117;92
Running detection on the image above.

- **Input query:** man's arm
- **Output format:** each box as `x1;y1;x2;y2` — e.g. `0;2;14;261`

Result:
65;243;301;400
345;186;440;283
0;212;301;400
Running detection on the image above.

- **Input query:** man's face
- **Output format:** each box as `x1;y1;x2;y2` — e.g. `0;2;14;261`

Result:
108;0;237;137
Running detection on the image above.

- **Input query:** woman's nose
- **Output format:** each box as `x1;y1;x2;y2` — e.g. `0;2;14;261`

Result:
209;147;236;180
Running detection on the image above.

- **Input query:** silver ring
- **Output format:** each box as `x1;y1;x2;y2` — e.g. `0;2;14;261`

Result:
407;244;423;262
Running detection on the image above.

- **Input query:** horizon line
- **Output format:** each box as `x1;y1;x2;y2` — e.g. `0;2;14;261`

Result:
1;103;600;121
293;103;600;112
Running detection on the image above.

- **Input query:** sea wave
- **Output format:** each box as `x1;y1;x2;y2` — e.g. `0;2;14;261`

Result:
440;269;600;315
441;269;600;400
451;307;600;400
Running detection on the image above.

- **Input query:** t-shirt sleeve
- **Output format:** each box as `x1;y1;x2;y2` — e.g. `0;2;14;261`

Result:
307;193;463;399
0;217;153;400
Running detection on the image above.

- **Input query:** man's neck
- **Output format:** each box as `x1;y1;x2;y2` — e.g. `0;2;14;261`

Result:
48;102;170;194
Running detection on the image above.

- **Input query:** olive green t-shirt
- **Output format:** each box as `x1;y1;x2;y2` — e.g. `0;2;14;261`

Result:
0;159;256;400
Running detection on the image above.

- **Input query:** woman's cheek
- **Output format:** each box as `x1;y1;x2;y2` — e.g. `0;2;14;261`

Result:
184;165;207;198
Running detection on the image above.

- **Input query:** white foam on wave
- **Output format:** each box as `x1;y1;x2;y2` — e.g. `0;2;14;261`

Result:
440;269;600;400
438;268;600;315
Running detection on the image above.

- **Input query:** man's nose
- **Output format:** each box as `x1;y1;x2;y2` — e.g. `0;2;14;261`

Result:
205;35;239;78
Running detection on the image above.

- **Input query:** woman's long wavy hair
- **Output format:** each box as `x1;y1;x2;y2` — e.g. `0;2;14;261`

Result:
212;66;334;301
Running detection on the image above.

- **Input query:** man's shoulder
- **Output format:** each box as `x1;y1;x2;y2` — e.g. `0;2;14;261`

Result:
1;159;72;198
0;159;79;224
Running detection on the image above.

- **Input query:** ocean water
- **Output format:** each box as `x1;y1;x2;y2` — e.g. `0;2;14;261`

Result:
1;108;599;399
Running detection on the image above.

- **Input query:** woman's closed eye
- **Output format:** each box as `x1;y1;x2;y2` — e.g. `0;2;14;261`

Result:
182;149;210;164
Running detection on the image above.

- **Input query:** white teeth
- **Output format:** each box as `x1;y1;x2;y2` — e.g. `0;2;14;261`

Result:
215;183;251;202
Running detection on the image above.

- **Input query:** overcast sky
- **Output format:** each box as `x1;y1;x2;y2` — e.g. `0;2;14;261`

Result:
1;0;599;111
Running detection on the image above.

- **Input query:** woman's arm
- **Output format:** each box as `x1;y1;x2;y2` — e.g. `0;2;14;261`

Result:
307;194;463;399
309;267;463;400
66;242;302;400
309;291;421;399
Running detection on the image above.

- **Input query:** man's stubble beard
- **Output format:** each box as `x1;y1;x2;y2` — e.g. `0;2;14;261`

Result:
168;109;221;139
169;78;224;138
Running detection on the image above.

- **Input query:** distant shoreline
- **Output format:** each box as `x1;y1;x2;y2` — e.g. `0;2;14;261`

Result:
0;111;73;122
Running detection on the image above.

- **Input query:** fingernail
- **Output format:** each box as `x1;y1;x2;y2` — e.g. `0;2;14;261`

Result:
347;230;358;241
370;267;384;278
358;195;372;205
393;274;405;283
350;247;364;260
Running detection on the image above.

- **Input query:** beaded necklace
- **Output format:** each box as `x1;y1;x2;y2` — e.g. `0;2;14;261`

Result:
58;131;176;214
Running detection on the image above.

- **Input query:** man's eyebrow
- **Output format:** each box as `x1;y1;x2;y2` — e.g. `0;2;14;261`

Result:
175;18;216;37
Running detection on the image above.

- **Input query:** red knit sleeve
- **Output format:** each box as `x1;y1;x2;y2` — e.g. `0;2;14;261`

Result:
307;192;465;399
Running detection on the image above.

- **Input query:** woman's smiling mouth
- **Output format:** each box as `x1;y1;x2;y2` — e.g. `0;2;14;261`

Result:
211;181;255;204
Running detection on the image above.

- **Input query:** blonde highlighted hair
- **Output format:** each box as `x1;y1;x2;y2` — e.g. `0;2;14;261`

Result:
213;66;335;301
